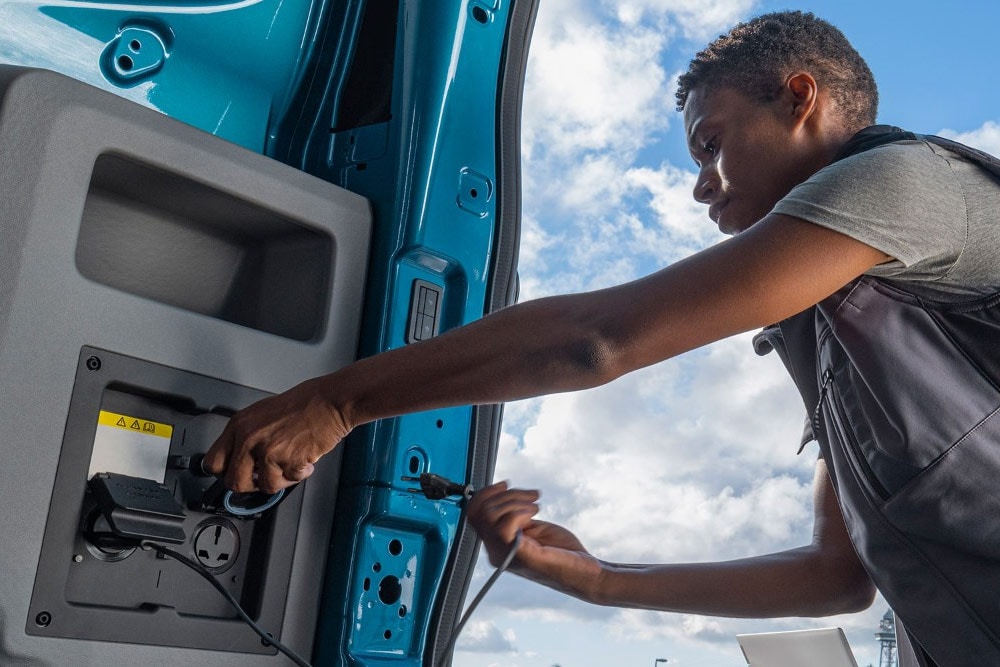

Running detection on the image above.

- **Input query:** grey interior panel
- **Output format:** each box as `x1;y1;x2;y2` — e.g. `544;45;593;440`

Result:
0;66;371;665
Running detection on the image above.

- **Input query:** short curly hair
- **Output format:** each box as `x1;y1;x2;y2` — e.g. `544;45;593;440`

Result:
676;11;878;128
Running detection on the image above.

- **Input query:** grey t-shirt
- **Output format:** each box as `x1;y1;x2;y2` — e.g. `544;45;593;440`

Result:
773;139;1000;301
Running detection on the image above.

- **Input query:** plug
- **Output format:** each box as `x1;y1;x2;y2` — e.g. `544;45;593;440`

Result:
167;452;213;476
88;472;187;544
170;452;292;519
401;473;473;500
200;478;290;519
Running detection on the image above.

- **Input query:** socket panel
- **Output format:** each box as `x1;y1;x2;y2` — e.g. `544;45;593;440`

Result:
27;347;304;653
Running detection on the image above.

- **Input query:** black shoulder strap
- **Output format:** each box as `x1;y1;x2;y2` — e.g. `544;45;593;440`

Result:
923;134;1000;182
835;124;1000;182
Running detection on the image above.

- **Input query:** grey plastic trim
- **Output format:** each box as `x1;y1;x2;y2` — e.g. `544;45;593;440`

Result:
0;65;371;666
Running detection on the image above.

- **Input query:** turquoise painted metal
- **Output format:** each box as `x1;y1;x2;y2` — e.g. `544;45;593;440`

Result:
0;1;323;151
0;0;532;664
308;2;517;663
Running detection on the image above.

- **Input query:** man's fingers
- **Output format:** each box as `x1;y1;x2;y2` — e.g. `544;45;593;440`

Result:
225;446;258;493
498;488;540;503
256;459;288;495
468;485;541;531
465;484;547;567
282;461;315;483
472;485;538;511
496;506;539;537
477;491;540;523
202;424;235;476
473;480;510;500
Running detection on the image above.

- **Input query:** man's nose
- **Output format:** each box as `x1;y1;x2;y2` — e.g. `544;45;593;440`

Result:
693;169;717;204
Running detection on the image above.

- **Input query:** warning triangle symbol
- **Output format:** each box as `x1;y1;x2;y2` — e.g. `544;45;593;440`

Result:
116;417;127;428
130;420;141;430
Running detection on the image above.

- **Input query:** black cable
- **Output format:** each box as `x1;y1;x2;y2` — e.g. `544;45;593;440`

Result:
139;541;313;667
437;531;521;667
402;473;524;667
110;470;512;667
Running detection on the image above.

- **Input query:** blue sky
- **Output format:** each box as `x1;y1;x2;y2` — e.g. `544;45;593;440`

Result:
454;2;1000;666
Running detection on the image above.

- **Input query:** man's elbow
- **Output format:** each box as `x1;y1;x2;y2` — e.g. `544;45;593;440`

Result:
563;335;624;386
528;295;653;386
831;575;877;615
813;561;877;616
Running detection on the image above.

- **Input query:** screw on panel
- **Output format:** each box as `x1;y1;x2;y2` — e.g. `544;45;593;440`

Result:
85;356;102;371
457;168;494;217
100;24;170;86
471;5;491;23
35;611;51;627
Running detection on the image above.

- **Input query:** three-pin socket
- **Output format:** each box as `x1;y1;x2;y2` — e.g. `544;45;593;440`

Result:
193;519;240;573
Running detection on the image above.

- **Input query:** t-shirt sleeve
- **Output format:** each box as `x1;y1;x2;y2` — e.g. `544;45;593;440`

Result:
771;141;968;283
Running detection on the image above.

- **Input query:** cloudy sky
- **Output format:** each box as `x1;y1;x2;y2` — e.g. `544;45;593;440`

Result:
454;1;1000;666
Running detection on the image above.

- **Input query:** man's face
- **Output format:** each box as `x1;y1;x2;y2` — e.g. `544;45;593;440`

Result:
683;85;817;236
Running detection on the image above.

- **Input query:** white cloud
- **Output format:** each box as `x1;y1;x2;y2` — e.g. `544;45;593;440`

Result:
456;620;518;653
516;215;560;277
519;0;678;228
521;2;672;162
494;333;814;564
610;0;759;41
632;168;700;223
514;0;740;311
622;164;720;248
519;163;721;300
939;120;1000;157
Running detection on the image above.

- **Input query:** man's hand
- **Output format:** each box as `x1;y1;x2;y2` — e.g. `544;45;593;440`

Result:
468;481;602;599
467;481;540;566
202;377;352;493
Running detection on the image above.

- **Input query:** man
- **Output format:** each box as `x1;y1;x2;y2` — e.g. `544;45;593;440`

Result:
205;12;1000;666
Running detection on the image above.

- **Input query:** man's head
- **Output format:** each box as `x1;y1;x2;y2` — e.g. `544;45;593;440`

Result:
676;11;877;128
677;11;878;235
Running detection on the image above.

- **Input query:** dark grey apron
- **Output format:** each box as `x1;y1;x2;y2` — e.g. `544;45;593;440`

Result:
753;127;1000;667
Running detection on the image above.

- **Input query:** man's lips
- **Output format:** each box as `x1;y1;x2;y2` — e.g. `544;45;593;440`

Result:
709;200;728;224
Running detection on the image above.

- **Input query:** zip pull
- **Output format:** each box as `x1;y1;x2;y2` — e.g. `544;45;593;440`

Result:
808;369;835;447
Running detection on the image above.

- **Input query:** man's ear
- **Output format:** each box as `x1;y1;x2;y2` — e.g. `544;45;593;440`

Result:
784;72;819;126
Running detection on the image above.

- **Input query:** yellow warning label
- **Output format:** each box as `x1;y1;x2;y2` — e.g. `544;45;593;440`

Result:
97;410;173;439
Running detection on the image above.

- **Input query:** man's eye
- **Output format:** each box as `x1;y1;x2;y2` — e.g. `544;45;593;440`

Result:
703;139;717;155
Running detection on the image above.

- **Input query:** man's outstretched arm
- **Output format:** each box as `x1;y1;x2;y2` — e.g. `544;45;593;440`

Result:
204;214;889;493
468;458;876;618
